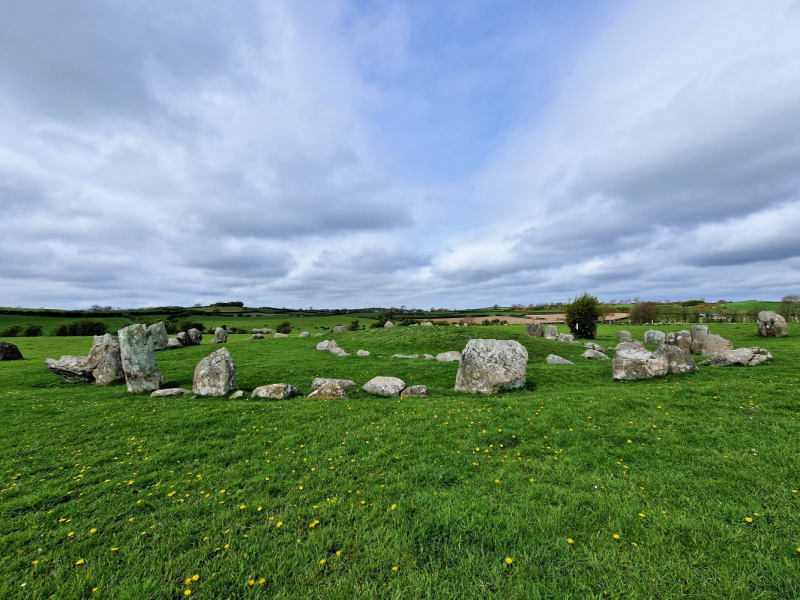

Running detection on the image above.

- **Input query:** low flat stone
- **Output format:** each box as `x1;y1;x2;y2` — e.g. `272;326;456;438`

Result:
176;332;189;346
229;391;245;399
401;385;430;397
558;333;576;343
699;347;773;367
165;337;184;349
308;382;349;399
617;330;632;343
299;332;311;337
392;354;419;359
249;334;264;340
436;351;462;362
335;350;350;357
584;342;606;352
252;384;301;399
582;349;610;360
333;325;349;333
546;354;573;365
274;333;288;338
252;328;274;335
424;354;435;360
363;376;405;397
690;325;733;356
357;350;371;356
45;356;94;383
312;378;357;390
420;321;433;326
150;388;191;398
0;341;23;361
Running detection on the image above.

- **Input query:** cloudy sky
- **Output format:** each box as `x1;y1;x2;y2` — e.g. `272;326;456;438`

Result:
2;0;799;309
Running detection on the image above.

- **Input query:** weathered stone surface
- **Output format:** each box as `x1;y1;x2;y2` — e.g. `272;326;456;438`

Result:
274;333;288;338
316;340;333;351
363;376;406;397
582;349;610;360
187;329;203;346
333;325;349;333
229;391;245;399
326;340;340;353
584;342;606;352
617;330;632;342
118;324;162;393
148;322;169;351
424;354;435;360
546;354;573;365
165;337;184;350
252;384;301;399
436;351;462;362
312;378;357;390
690;325;733;356
757;311;788;337
401;385;430;397
334;350;350;357
392;354;419;359
558;333;576;343
93;344;125;386
192;348;237;396
644;330;666;345
665;330;692;352
0;341;23;361
45;356;94;383
249;334;264;340
308;382;349;399
699;347;773;367
384;321;395;328
252;328;274;335
455;339;528;394
409;323;419;327
86;334;117;370
177;332;190;346
420;321;433;327
357;350;371;356
299;332;311;337
213;327;228;344
612;341;668;381
545;325;558;340
527;323;544;337
653;344;697;375
150;388;191;398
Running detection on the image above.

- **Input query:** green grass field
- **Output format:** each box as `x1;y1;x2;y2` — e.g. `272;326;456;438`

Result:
1;323;799;599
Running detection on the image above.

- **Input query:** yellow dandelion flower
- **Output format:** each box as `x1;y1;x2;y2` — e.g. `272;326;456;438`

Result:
505;557;513;565
32;560;39;565
392;566;398;571
192;575;199;581
68;532;74;537
613;534;620;539
258;507;262;512
248;580;254;586
631;542;638;547
184;591;191;596
185;578;191;585
391;504;397;510
638;513;645;518
224;544;229;549
259;578;266;584
495;479;500;484
76;559;85;565
128;518;134;522
276;522;282;528
89;528;97;534
110;548;118;552
336;550;341;556
319;559;326;565
745;517;753;523
240;504;246;510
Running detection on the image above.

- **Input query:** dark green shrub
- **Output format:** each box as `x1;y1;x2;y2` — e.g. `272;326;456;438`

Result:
433;320;450;326
165;320;205;335
51;320;107;336
276;321;292;334
349;319;360;331
0;325;22;337
22;323;43;337
564;293;601;339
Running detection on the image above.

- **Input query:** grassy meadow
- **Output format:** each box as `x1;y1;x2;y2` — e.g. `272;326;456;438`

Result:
1;322;799;599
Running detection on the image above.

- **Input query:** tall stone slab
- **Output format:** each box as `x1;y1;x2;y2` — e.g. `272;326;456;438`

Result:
86;334;117;370
455;339;528;394
193;348;237;396
213;327;228;344
545;325;558;340
147;322;169;351
118;324;162;393
526;323;544;337
94;343;125;386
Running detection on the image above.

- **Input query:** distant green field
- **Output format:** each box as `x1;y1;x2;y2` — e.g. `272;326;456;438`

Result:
2;321;799;598
721;301;781;312
0;315;135;337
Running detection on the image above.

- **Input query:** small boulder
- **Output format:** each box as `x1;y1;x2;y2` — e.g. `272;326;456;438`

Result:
424;354;435;360
436;351;462;362
582;349;610;360
150;388;192;398
757;311;788;337
357;350;371;356
392;354;419;359
274;333;288;338
118;324;162;393
545;325;558;340
384;321;395;328
617;330;632;343
699;347;773;367
192;348;237;396
527;323;544;337
455;339;528;394
187;329;203;346
334;350;350;357
546;354;573;365
312;378;357;390
653;344;697;375
0;341;23;361
420;321;433;327
45;356;94;383
176;332;189;346
165;337;184;350
249;333;264;340
401;385;430;397
316;340;332;351
644;330;666;345
213;327;228;344
363;376;406;397
308;382;349;399
558;333;576;343
612;341;668;381
665;331;692;352
584;342;606;352
252;384;301;399
147;322;169;351
229;391;245;399
326;340;340;353
333;325;349;333
299;332;311;337
252;328;274;335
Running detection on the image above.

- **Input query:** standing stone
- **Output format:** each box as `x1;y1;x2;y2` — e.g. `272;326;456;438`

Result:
384;321;395;328
455;339;528;394
653;344;697;375
558;333;576;343
526;323;544;337
299;332;311;337
86;334;117;370
699;347;773;367
612;341;668;381
546;354;573;365
401;385;431;397
545;325;558;340
617;330;632;343
45;356;94;383
0;341;24;361
665;331;692;352
213;327;228;344
147;322;169;351
690;325;733;356
251;384;301;399
118;324;162;393
333;325;349;333
582;349;610;360
94;343;125;386
192;348;237;396
644;330;666;345
187;329;203;345
757;311;788;337
436;351;462;362
362;376;406;397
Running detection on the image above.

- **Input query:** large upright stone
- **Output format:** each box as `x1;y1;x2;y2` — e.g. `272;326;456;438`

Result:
545;325;558;340
93;343;125;386
86;334;117;370
612;341;668;381
118;324;162;393
187;328;203;346
690;325;733;356
213;327;228;344
644;330;666;345
0;341;23;361
757;311;788;337
653;344;697;375
526;323;544;337
455;339;528;394
192;348;237;396
665;330;692;352
617;330;632;342
45;356;94;383
147;322;169;351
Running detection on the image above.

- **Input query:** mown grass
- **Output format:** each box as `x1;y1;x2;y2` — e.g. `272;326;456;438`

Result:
1;323;799;599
